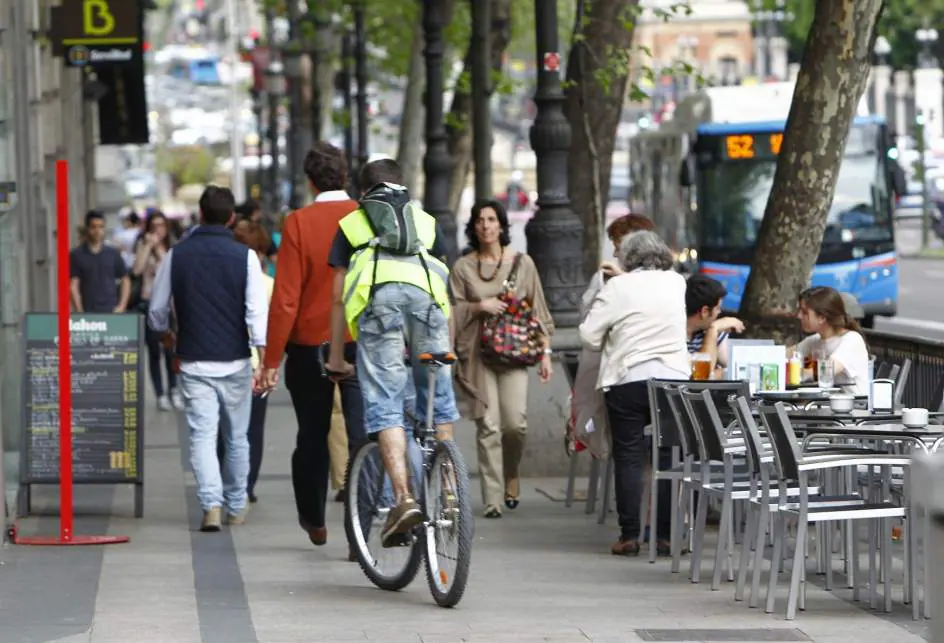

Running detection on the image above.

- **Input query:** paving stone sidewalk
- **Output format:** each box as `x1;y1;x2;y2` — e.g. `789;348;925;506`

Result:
0;386;931;643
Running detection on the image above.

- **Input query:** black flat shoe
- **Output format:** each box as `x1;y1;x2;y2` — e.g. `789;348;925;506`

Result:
504;496;519;510
484;506;502;519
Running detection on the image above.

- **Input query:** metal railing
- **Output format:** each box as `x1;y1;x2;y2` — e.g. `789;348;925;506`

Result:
866;329;944;411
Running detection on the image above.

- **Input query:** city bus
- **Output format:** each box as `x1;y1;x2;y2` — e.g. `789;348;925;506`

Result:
628;82;903;327
168;54;221;85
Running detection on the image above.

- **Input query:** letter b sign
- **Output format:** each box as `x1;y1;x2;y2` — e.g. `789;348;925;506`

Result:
83;0;115;36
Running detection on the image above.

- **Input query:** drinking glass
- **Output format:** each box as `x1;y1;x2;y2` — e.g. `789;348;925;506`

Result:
817;359;835;389
691;353;712;381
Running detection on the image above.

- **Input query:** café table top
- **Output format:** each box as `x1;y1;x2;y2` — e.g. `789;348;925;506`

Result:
786;408;944;424
755;388;864;402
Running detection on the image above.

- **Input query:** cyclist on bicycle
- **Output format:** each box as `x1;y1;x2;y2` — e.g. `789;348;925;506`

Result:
326;158;459;547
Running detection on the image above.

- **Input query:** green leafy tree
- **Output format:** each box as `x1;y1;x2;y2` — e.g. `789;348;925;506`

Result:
781;0;944;69
156;146;216;193
564;0;693;274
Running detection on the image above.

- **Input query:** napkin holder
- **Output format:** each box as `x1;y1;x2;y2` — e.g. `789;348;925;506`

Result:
869;378;895;413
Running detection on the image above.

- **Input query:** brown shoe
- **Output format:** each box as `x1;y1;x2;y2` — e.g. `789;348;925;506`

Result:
348;546;357;562
308;526;327;546
381;495;423;548
201;507;222;532
611;538;640;556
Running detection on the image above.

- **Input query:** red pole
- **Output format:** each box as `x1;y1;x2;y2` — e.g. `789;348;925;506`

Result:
10;162;128;546
57;159;73;543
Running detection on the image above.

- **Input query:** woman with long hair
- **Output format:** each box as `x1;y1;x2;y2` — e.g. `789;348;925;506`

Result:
794;286;870;394
450;199;554;518
133;211;181;411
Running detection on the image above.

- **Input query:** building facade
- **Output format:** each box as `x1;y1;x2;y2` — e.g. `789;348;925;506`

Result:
1;0;96;515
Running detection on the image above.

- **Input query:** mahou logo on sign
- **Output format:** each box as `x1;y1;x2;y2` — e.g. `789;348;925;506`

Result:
70;318;107;332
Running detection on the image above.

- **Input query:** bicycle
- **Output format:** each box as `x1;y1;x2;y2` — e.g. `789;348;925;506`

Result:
319;343;473;607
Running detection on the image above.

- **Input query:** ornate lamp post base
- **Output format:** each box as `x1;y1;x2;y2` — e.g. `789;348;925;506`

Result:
525;0;585;328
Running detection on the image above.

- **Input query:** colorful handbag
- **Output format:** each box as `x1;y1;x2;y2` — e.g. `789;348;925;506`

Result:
480;253;545;368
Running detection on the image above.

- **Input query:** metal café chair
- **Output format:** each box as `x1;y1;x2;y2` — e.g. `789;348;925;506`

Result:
728;395;870;608
756;403;912;620
658;380;752;573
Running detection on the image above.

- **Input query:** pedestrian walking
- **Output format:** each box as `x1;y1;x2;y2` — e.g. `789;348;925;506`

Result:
261;141;366;547
70;210;131;314
148;186;269;532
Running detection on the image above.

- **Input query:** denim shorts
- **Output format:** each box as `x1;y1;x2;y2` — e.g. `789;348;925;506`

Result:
356;283;460;434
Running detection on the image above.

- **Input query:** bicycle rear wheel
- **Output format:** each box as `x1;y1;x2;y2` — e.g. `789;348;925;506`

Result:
423;439;474;607
345;441;423;591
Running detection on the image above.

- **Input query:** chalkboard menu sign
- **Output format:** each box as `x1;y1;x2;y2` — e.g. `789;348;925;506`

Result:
19;313;144;516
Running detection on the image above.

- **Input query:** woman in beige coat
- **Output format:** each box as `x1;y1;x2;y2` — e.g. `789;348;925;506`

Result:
450;199;554;518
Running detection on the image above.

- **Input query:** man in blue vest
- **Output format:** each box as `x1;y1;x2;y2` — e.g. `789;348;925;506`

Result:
148;186;270;532
326;159;459;547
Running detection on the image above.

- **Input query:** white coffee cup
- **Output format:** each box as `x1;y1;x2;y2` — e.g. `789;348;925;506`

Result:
902;407;929;428
828;394;855;413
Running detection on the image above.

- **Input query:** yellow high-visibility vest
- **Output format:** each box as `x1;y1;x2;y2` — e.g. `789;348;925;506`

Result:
338;207;450;338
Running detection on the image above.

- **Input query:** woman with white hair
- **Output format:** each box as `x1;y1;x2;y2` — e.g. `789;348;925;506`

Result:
579;230;689;556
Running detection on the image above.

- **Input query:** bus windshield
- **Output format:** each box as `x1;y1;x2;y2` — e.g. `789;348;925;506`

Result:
697;125;893;261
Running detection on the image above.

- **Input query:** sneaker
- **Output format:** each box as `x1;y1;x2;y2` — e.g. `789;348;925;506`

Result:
226;506;249;525
201;507;222;532
157;396;171;412
381;495;424;548
170;388;185;410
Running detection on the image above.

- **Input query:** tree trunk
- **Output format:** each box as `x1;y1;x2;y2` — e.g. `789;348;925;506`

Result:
738;0;885;341
563;0;638;279
445;0;513;216
397;17;426;195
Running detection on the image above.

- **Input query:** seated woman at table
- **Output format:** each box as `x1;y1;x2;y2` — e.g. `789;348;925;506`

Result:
579;230;689;557
794;286;870;395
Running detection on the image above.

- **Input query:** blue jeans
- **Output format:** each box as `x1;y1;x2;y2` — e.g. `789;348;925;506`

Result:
356;283;460;434
179;363;253;513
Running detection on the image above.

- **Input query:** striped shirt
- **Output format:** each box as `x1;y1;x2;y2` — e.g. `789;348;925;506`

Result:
688;329;729;354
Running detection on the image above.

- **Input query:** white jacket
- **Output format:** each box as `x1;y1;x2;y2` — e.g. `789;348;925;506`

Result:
579;269;689;390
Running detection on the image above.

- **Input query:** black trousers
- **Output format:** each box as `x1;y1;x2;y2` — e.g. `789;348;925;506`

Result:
285;342;365;529
144;323;176;397
216;393;268;496
605;380;673;542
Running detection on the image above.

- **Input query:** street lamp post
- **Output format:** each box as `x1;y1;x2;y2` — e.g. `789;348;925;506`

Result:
750;0;791;80
354;1;369;175
470;0;493;202
224;0;245;202
872;36;892;121
916;111;931;251
422;0;456;263
917;24;939;69
307;10;330;142
339;30;356;193
252;88;265;192
283;41;305;209
525;0;585;328
265;59;286;214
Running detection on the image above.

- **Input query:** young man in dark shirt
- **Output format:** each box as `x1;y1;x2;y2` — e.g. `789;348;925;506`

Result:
70;210;130;313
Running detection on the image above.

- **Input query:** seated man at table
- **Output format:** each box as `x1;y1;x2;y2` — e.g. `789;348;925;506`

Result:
685;274;744;373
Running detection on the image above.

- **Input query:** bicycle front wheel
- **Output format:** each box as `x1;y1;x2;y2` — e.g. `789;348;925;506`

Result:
423;439;474;607
345;441;423;591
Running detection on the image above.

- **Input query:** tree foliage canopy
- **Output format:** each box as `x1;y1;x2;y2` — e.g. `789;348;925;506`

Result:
779;0;944;69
